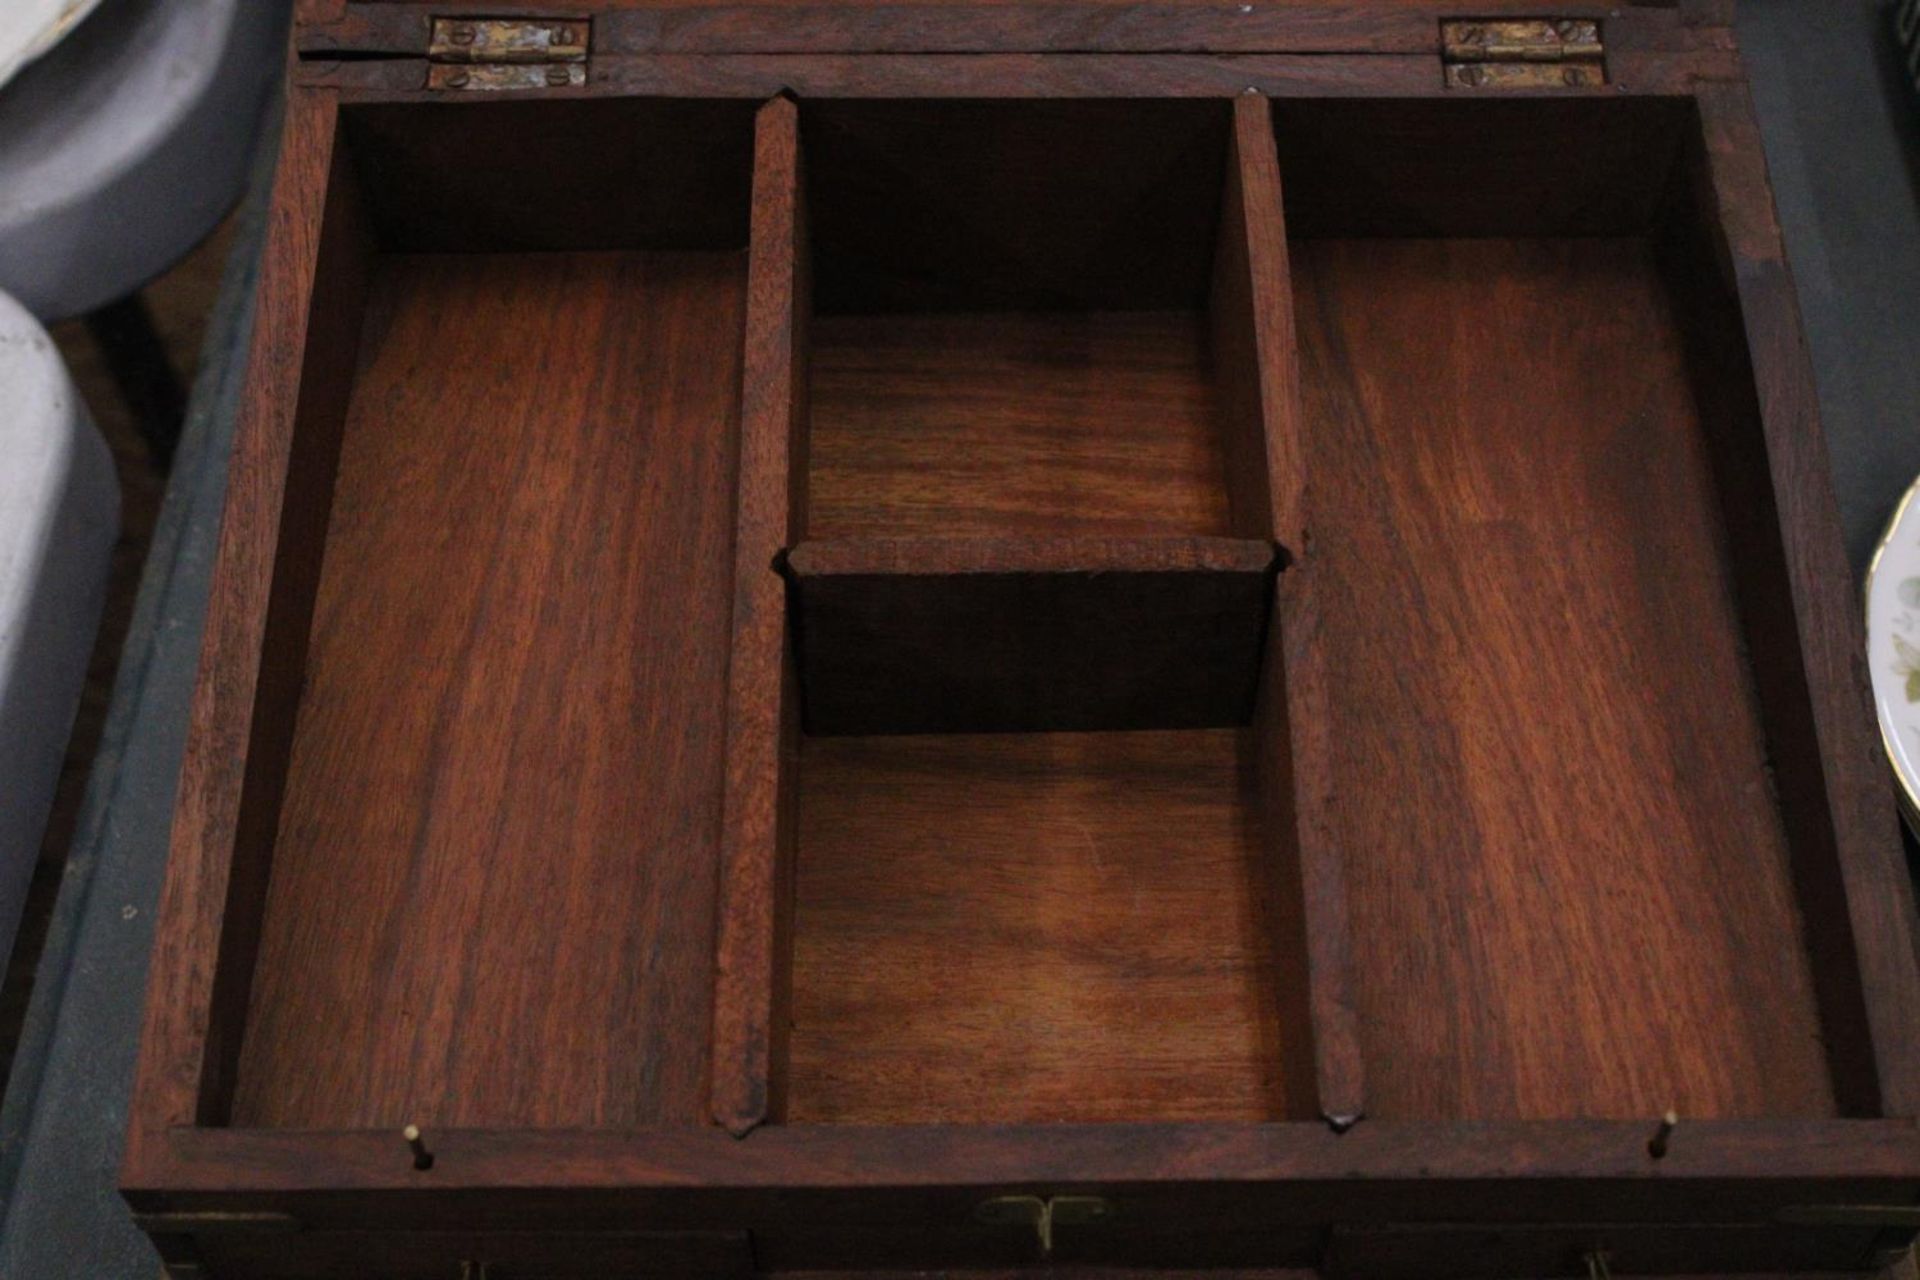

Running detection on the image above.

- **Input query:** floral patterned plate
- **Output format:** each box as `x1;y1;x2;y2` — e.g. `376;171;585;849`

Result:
1866;473;1920;825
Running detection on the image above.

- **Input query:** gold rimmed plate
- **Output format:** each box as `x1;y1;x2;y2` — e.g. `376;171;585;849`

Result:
1865;471;1920;830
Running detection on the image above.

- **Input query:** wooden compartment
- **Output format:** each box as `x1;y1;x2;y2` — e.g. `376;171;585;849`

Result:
179;96;762;1131
786;99;1288;734
802;99;1243;541
125;9;1920;1280
1273;97;1870;1122
786;729;1293;1125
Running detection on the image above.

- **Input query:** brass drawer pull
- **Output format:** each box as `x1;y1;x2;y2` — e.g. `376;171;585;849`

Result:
975;1195;1113;1257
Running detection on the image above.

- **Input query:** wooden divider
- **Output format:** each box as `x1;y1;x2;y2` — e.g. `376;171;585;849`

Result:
1225;94;1366;1125
710;94;810;1136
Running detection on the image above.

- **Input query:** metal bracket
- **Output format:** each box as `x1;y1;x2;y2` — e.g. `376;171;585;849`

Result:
1442;19;1606;89
975;1194;1113;1258
428;18;589;91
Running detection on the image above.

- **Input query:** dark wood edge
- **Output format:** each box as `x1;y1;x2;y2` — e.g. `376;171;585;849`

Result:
190;99;377;1133
1693;81;1920;1118
1223;90;1365;1126
1266;570;1367;1126
121;84;348;1188
710;93;809;1138
1212;93;1302;550
127;1120;1920;1202
297;49;1740;98
786;535;1279;579
1226;94;1298;549
296;3;1731;58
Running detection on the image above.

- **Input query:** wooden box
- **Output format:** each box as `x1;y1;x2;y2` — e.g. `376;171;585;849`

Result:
124;3;1920;1277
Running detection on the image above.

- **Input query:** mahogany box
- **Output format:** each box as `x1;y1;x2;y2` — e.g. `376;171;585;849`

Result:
122;3;1920;1277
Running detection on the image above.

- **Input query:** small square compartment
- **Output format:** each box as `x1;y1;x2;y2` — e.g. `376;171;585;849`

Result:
783;99;1286;735
800;99;1248;541
786;728;1300;1125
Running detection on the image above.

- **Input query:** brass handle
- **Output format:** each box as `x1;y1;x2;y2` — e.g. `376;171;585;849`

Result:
974;1194;1113;1257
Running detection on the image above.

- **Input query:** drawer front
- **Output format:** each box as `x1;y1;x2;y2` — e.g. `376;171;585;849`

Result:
187;1231;751;1280
1326;1223;1885;1280
750;1222;1322;1271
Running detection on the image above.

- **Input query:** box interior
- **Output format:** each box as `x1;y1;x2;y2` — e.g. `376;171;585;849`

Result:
201;93;1872;1136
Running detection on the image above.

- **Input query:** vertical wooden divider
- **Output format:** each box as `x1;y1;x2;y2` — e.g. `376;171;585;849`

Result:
711;94;810;1137
1215;93;1366;1125
1213;93;1304;553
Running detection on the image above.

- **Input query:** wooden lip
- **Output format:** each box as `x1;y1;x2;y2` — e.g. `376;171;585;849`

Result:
296;2;1734;60
131;1119;1920;1197
785;535;1281;579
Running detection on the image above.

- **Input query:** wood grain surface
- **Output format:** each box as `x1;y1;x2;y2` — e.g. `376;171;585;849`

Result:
786;730;1294;1124
808;311;1230;539
1291;236;1837;1121
228;249;745;1128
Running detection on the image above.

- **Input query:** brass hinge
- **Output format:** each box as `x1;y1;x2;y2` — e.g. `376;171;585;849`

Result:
975;1195;1112;1258
427;17;589;91
1442;18;1606;89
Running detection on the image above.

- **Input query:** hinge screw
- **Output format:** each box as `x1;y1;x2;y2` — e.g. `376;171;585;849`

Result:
444;69;470;88
1647;1109;1678;1159
545;65;573;86
553;25;575;44
448;23;476;45
404;1124;435;1171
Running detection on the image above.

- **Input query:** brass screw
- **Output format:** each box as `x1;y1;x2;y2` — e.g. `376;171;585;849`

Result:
1647;1109;1678;1159
546;65;573;87
445;69;470;88
404;1123;435;1171
553;25;575;44
449;23;476;45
